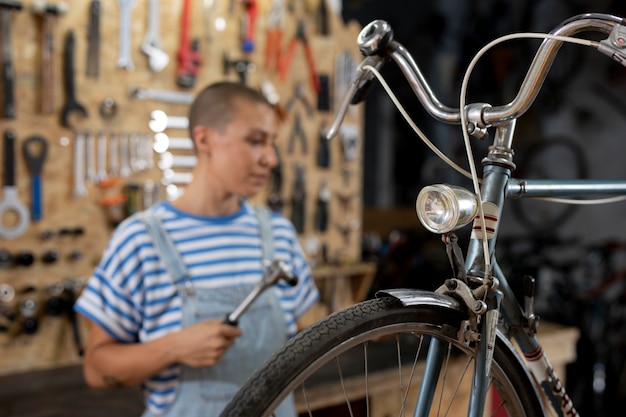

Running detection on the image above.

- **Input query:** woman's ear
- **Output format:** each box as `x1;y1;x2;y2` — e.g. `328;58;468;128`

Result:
192;125;212;154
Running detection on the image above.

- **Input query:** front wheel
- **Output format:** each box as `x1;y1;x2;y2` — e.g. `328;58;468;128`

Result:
220;296;544;417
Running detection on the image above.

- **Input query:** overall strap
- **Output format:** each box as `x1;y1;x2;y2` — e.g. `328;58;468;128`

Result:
252;205;274;263
135;212;195;295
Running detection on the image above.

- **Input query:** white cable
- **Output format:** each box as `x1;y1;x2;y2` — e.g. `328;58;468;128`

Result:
534;195;626;204
459;32;596;274
361;64;475;181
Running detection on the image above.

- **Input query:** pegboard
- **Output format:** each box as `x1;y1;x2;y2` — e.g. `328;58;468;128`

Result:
0;0;364;375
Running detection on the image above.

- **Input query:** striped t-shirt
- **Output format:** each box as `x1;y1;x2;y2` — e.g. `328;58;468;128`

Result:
74;200;319;414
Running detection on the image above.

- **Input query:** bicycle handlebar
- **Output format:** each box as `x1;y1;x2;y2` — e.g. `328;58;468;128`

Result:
327;13;626;139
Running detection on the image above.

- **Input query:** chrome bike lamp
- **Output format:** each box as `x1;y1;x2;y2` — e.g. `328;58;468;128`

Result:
416;184;478;234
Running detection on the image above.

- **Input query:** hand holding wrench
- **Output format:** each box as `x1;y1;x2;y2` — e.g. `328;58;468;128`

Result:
224;259;297;326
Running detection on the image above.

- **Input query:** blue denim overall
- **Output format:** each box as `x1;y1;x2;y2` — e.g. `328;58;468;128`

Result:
138;207;296;417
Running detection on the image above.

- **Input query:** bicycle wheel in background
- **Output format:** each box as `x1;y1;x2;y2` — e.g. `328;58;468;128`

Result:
220;296;545;417
511;136;588;233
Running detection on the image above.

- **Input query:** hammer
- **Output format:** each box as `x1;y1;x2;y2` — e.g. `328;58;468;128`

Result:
31;1;68;115
0;0;23;119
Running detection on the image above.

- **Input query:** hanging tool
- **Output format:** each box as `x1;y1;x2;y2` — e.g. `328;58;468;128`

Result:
223;52;255;84
31;1;67;115
260;80;286;121
316;0;330;36
116;0;137;70
264;0;283;71
240;0;258;53
73;131;86;198
316;124;330;168
0;129;29;239
0;0;23;119
141;0;169;72
285;82;314;116
60;30;88;128
290;163;306;233
176;0;202;88
22;135;48;222
224;259;297;326
279;19;320;93
314;180;330;232
86;0;100;77
287;112;307;154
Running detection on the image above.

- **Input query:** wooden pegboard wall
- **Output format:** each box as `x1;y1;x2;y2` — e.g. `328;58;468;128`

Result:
0;0;364;375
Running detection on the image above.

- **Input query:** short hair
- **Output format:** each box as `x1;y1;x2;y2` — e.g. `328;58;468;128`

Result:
188;81;272;137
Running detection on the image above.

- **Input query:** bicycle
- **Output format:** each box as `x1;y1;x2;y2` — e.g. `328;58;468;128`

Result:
221;13;626;417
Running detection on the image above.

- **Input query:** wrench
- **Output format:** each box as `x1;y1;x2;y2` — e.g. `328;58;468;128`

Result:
176;0;201;88
60;30;88;128
141;0;168;72
129;86;193;104
158;152;197;169
73;131;86;198
22;135;48;221
149;110;188;132
116;0;137;70
0;129;29;238
97;130;107;181
119;131;131;177
109;131;119;176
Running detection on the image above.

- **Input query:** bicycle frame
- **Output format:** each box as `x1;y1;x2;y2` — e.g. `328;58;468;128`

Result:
329;12;626;417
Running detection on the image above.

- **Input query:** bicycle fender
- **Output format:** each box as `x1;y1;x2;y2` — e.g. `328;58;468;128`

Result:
376;288;466;312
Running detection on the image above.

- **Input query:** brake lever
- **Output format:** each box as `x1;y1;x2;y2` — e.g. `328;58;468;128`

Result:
326;55;386;140
598;22;626;66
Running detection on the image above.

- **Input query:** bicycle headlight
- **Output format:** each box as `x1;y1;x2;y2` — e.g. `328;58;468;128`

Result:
416;184;478;234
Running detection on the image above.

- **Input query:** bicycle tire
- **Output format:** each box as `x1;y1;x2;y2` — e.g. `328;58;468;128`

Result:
220;296;544;417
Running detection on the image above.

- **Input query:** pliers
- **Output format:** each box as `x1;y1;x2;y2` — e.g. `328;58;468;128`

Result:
288;112;308;154
279;19;320;93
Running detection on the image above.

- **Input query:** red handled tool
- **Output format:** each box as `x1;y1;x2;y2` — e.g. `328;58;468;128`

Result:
241;0;258;53
279;19;320;93
176;0;201;88
264;0;283;70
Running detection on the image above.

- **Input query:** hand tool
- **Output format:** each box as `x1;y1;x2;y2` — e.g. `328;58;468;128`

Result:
129;86;194;104
290;163;306;233
153;133;194;153
60;30;88;128
158;152;197;169
116;0;137;70
108;131;118;176
176;0;201;88
240;0;257;53
264;0;283;71
223;52;255;84
0;250;12;268
161;170;193;185
31;1;67;115
73;131;87;198
0;0;22;119
317;73;330;111
0;129;29;238
141;0;169;72
287;112;307;154
336;219;360;245
98;97;117;120
279;19;320;93
316;125;329;168
285;82;314;116
334;51;356;116
149;109;189;132
224;259;297;326
314;180;330;232
96;130;107;181
85;0;100;77
316;0;330;36
85;131;97;183
22;135;48;221
119;131;131;177
340;124;360;161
